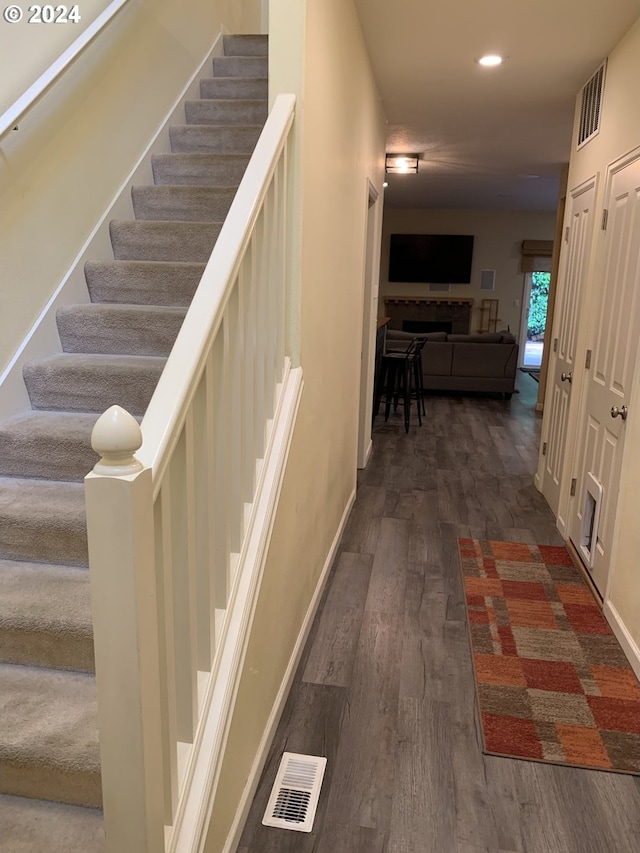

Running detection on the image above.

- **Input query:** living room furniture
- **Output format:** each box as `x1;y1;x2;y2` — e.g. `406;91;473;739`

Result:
374;337;426;432
385;329;519;398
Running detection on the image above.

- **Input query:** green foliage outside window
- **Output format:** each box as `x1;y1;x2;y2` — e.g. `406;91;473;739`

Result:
527;271;551;339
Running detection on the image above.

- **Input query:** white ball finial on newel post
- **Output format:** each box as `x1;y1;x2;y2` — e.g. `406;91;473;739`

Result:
91;405;144;476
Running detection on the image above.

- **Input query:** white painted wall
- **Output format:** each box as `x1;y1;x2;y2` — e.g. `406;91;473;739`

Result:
204;1;386;848
0;0;261;374
379;208;556;336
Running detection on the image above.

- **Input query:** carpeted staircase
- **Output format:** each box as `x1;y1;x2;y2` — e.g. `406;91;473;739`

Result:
0;34;267;850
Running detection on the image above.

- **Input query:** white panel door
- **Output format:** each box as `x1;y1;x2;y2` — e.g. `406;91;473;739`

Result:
569;152;640;595
542;179;596;518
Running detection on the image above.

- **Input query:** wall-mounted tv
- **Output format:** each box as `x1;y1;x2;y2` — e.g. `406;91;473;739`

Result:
389;233;474;284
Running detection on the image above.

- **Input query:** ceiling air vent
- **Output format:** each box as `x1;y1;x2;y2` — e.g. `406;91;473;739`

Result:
578;61;606;149
262;752;327;833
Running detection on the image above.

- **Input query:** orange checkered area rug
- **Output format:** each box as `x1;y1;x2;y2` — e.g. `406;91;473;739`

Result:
457;539;640;775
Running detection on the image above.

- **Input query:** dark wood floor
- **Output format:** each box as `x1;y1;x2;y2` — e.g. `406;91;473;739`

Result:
238;375;640;853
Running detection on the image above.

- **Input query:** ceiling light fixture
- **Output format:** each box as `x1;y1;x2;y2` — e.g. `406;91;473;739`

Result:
385;154;419;174
382;181;389;188
477;54;504;67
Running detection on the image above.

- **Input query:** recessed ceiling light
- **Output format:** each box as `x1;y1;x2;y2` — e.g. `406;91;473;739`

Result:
477;54;504;67
383;181;389;188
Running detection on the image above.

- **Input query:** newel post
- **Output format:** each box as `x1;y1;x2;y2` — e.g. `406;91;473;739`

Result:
85;406;164;852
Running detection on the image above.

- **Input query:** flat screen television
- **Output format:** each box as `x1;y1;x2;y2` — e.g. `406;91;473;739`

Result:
388;233;474;284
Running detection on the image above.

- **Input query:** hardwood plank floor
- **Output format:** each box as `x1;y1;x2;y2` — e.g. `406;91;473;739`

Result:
238;375;640;853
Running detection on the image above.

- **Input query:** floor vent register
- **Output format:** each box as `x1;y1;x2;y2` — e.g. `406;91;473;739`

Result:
262;752;327;833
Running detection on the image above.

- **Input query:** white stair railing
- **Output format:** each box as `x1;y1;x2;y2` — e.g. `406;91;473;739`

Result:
85;93;300;853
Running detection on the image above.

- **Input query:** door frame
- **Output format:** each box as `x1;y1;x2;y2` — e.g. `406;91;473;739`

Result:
536;174;598;529
357;180;382;469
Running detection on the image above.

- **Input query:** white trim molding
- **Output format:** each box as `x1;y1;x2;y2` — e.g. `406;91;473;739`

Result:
603;600;640;680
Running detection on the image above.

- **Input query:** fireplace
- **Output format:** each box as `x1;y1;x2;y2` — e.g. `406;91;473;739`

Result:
385;297;473;335
403;320;452;334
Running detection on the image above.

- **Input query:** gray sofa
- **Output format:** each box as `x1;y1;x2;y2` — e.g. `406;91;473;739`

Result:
385;329;519;398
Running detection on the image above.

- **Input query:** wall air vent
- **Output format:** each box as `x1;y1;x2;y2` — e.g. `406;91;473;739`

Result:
262;752;327;833
578;61;606;149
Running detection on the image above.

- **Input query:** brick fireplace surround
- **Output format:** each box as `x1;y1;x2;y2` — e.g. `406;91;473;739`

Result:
384;297;474;335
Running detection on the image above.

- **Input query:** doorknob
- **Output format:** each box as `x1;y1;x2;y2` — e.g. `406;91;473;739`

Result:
561;372;572;383
610;405;628;420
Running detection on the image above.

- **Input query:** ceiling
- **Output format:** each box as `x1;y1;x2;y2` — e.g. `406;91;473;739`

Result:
353;0;639;211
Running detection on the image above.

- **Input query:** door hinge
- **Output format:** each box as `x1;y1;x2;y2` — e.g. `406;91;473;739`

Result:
553;338;558;352
601;208;608;230
542;442;548;456
565;225;570;243
570;478;577;496
585;349;592;369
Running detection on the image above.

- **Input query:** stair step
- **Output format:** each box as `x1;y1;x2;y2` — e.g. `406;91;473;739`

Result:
0;411;98;481
169;124;262;155
212;55;267;78
0;794;104;852
110;220;222;262
23;353;166;416
57;304;187;356
222;34;268;56
0;560;93;672
184;98;267;126
199;76;267;100
0;478;87;567
152;152;251;186
0;664;100;807
85;260;205;306
132;185;236;222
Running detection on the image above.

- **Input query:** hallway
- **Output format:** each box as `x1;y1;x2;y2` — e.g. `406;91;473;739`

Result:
238;375;640;852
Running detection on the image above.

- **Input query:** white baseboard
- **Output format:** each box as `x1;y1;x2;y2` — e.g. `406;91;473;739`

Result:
0;33;225;418
221;485;357;853
603;600;640;680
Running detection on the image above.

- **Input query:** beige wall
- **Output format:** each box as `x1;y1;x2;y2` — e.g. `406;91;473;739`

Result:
380;208;556;337
564;19;640;194
1;0;113;113
0;0;261;372
205;0;386;848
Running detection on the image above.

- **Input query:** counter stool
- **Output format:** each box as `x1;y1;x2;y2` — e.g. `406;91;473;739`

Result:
375;337;426;432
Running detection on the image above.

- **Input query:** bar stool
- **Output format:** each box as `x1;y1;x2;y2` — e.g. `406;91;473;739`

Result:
375;337;426;432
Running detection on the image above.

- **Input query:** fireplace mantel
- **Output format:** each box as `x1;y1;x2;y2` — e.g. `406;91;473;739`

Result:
384;296;474;335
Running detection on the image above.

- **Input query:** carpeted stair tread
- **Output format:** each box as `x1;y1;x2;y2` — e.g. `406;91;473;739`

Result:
0;478;87;566
0;30;268;836
169;123;262;155
0;560;93;672
23;353;166;415
0;664;100;807
0;411;98;481
110;219;222;262
199;77;267;100
57;304;187;356
0;794;104;852
152;153;251;186
131;185;237;222
184;98;267;126
85;260;205;305
222;34;268;56
212;55;268;78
